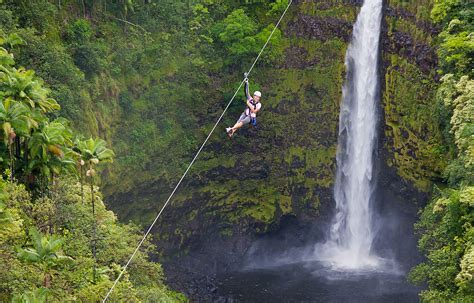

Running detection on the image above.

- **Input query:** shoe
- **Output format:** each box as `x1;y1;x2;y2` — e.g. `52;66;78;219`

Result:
226;127;233;138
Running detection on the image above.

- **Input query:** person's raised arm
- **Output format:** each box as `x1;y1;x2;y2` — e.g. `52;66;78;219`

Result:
244;73;251;101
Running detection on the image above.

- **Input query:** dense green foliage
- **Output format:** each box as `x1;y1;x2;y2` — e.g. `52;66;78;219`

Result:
0;0;286;196
1;0;471;301
0;0;290;299
0;13;183;301
409;0;474;301
1;178;184;302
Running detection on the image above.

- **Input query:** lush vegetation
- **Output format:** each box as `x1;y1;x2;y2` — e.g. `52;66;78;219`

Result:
0;0;291;300
409;0;474;301
1;178;184;302
0;0;287;196
0;28;183;303
1;0;472;301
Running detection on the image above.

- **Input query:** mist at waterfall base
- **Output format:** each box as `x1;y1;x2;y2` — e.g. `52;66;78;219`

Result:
215;0;422;301
215;206;422;301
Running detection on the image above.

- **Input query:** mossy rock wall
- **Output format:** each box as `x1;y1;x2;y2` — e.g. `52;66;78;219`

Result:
107;0;444;263
108;0;359;259
382;0;445;192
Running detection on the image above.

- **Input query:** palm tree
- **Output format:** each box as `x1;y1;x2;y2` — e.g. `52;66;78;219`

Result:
17;227;72;288
1;46;59;181
0;98;36;180
28;119;75;192
74;138;115;209
0;65;60;113
72;137;88;205
75;137;114;282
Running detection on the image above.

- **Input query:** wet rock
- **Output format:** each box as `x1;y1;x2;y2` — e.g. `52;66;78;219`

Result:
383;30;437;74
385;5;439;35
282;46;310;69
286;15;354;42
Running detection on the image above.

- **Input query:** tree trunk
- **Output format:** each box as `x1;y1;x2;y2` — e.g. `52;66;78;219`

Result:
82;0;86;18
43;272;51;288
90;171;97;283
23;140;28;170
80;166;84;205
15;136;20;158
8;144;13;181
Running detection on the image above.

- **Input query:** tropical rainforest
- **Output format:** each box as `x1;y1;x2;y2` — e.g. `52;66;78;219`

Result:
0;0;472;302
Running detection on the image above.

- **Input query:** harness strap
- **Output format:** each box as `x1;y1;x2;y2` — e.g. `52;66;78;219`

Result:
246;98;259;116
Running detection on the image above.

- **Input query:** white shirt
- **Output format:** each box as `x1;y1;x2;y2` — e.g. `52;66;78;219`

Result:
245;100;261;118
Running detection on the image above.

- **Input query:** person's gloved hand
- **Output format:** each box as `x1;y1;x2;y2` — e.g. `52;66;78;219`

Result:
244;72;249;83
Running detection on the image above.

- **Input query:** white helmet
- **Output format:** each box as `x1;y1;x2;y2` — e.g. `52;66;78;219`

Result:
254;91;262;97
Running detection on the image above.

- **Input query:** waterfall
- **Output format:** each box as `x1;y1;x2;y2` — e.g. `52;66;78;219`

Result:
314;0;383;270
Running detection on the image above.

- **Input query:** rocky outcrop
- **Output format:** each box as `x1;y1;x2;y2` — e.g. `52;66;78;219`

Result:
384;30;437;74
381;0;444;192
286;15;353;42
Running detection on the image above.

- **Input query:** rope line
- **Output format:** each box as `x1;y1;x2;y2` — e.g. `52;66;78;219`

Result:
103;1;292;300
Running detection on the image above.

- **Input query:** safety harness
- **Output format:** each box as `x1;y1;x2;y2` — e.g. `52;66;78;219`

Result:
246;98;260;127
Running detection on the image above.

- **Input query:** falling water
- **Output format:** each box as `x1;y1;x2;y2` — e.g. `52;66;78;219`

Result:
315;0;383;270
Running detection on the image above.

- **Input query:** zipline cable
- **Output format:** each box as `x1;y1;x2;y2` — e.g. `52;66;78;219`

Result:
103;1;293;300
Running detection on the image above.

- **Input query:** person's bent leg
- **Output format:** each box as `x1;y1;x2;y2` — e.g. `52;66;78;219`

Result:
231;121;244;132
229;114;250;136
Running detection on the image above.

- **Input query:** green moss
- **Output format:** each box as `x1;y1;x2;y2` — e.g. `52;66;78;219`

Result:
383;2;442;191
383;54;446;190
388;0;435;21
243;201;276;223
300;1;358;23
199;179;279;224
192;152;237;173
279;195;292;214
161;31;349;233
285;145;336;188
387;16;434;45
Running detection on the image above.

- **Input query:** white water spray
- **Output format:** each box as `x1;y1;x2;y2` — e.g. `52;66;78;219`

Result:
314;0;383;270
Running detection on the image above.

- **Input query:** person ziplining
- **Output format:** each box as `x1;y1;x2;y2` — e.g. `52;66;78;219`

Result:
226;73;262;138
103;1;293;300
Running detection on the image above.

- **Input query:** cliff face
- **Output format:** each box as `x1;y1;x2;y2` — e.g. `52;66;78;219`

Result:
374;0;441;267
109;1;354;263
106;0;442;272
382;0;444;192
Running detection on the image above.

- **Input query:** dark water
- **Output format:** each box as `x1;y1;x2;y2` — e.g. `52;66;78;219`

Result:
216;261;421;302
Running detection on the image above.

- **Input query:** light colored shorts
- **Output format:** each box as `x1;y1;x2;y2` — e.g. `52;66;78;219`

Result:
237;112;251;125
